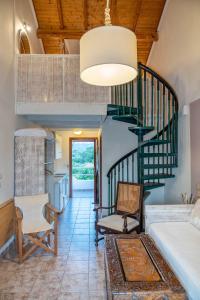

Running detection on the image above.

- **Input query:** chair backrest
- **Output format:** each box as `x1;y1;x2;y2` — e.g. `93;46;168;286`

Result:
116;182;143;214
14;194;49;224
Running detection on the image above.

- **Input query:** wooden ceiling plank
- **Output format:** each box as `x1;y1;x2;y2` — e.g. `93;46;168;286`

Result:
110;0;117;25
83;0;88;30
56;0;64;29
133;0;142;31
37;28;158;41
33;0;166;63
56;0;65;54
37;29;84;40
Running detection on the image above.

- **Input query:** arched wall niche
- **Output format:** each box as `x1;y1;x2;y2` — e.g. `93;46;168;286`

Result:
18;30;30;54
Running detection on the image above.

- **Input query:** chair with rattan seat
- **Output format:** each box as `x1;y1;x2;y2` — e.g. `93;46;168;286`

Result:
14;193;59;263
94;182;143;246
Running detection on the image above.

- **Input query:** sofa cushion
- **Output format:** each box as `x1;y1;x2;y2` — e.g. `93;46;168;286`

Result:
190;198;200;230
149;222;200;300
98;215;139;232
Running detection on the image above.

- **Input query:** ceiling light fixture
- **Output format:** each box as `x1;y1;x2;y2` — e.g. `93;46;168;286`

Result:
80;0;137;86
23;22;31;33
73;130;82;135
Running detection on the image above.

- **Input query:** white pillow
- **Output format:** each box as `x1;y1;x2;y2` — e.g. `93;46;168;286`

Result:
190;199;200;230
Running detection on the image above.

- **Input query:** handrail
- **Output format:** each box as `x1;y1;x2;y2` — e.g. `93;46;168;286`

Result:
107;63;179;179
107;148;138;176
107;114;178;177
139;63;179;111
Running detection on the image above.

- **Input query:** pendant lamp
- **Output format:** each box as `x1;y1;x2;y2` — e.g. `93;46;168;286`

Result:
80;0;137;86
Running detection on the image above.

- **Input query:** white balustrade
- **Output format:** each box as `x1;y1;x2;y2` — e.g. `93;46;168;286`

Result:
16;54;110;106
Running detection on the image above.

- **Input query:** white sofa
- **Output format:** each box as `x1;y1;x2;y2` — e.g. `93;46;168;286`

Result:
145;204;200;300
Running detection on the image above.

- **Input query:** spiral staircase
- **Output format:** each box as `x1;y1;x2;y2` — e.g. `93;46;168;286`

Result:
107;63;178;208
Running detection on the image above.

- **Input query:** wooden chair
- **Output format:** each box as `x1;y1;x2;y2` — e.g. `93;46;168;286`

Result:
94;182;143;246
14;194;59;263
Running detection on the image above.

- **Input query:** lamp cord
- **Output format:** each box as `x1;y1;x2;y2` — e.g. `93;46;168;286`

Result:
105;0;112;26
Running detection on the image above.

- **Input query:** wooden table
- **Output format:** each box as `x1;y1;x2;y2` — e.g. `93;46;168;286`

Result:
105;234;186;300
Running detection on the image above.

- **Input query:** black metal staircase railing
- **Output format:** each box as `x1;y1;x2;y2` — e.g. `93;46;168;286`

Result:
107;63;178;209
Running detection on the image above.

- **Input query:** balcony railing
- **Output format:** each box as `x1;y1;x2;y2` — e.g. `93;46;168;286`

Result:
16;54;110;111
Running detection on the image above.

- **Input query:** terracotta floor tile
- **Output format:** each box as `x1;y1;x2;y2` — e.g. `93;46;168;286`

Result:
89;273;106;291
59;229;74;235
89;251;104;259
70;240;89;245
71;235;90;242
0;261;19;273
57;248;70;256
40;257;68;272
61;273;89;292
90;243;104;251
0;195;106;299
58;241;71;248
0;272;37;294
89;290;107;300
89;260;105;273
73;229;90;235
29;271;64;299
65;260;89;274
68;252;89;261
57;292;88;300
75;220;90;225
28;289;60;300
0;293;15;300
9;292;29;300
70;241;90;247
89;256;104;264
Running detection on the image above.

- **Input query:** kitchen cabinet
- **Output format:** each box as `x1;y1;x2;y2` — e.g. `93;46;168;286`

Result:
55;133;62;159
50;174;68;213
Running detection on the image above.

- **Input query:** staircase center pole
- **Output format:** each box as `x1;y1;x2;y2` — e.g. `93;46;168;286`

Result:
137;64;143;126
137;133;143;184
137;64;144;184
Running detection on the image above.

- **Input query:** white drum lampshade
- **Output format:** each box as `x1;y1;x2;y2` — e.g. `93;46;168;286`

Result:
80;25;137;86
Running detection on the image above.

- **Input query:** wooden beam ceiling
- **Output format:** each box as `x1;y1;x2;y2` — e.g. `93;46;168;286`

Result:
37;28;158;42
56;0;64;29
83;0;88;31
133;0;142;31
56;0;65;53
32;0;166;64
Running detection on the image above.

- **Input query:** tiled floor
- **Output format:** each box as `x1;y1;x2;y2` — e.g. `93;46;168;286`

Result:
0;195;106;300
72;190;94;198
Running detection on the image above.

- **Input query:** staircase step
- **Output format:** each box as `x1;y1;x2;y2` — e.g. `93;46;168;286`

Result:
143;164;177;169
107;104;138;116
141;153;176;158
140;139;170;147
112;115;138;125
143;173;175;180
107;104;121;109
144;182;165;191
128;126;155;136
107;109;120;116
107;104;121;116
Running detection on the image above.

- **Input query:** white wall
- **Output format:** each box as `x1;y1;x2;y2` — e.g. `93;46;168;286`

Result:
148;0;200;203
15;0;43;53
101;118;165;206
101;118;138;206
54;130;100;175
190;99;200;196
0;0;38;203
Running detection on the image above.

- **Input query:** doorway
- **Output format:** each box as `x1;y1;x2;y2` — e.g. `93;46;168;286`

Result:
69;138;97;200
